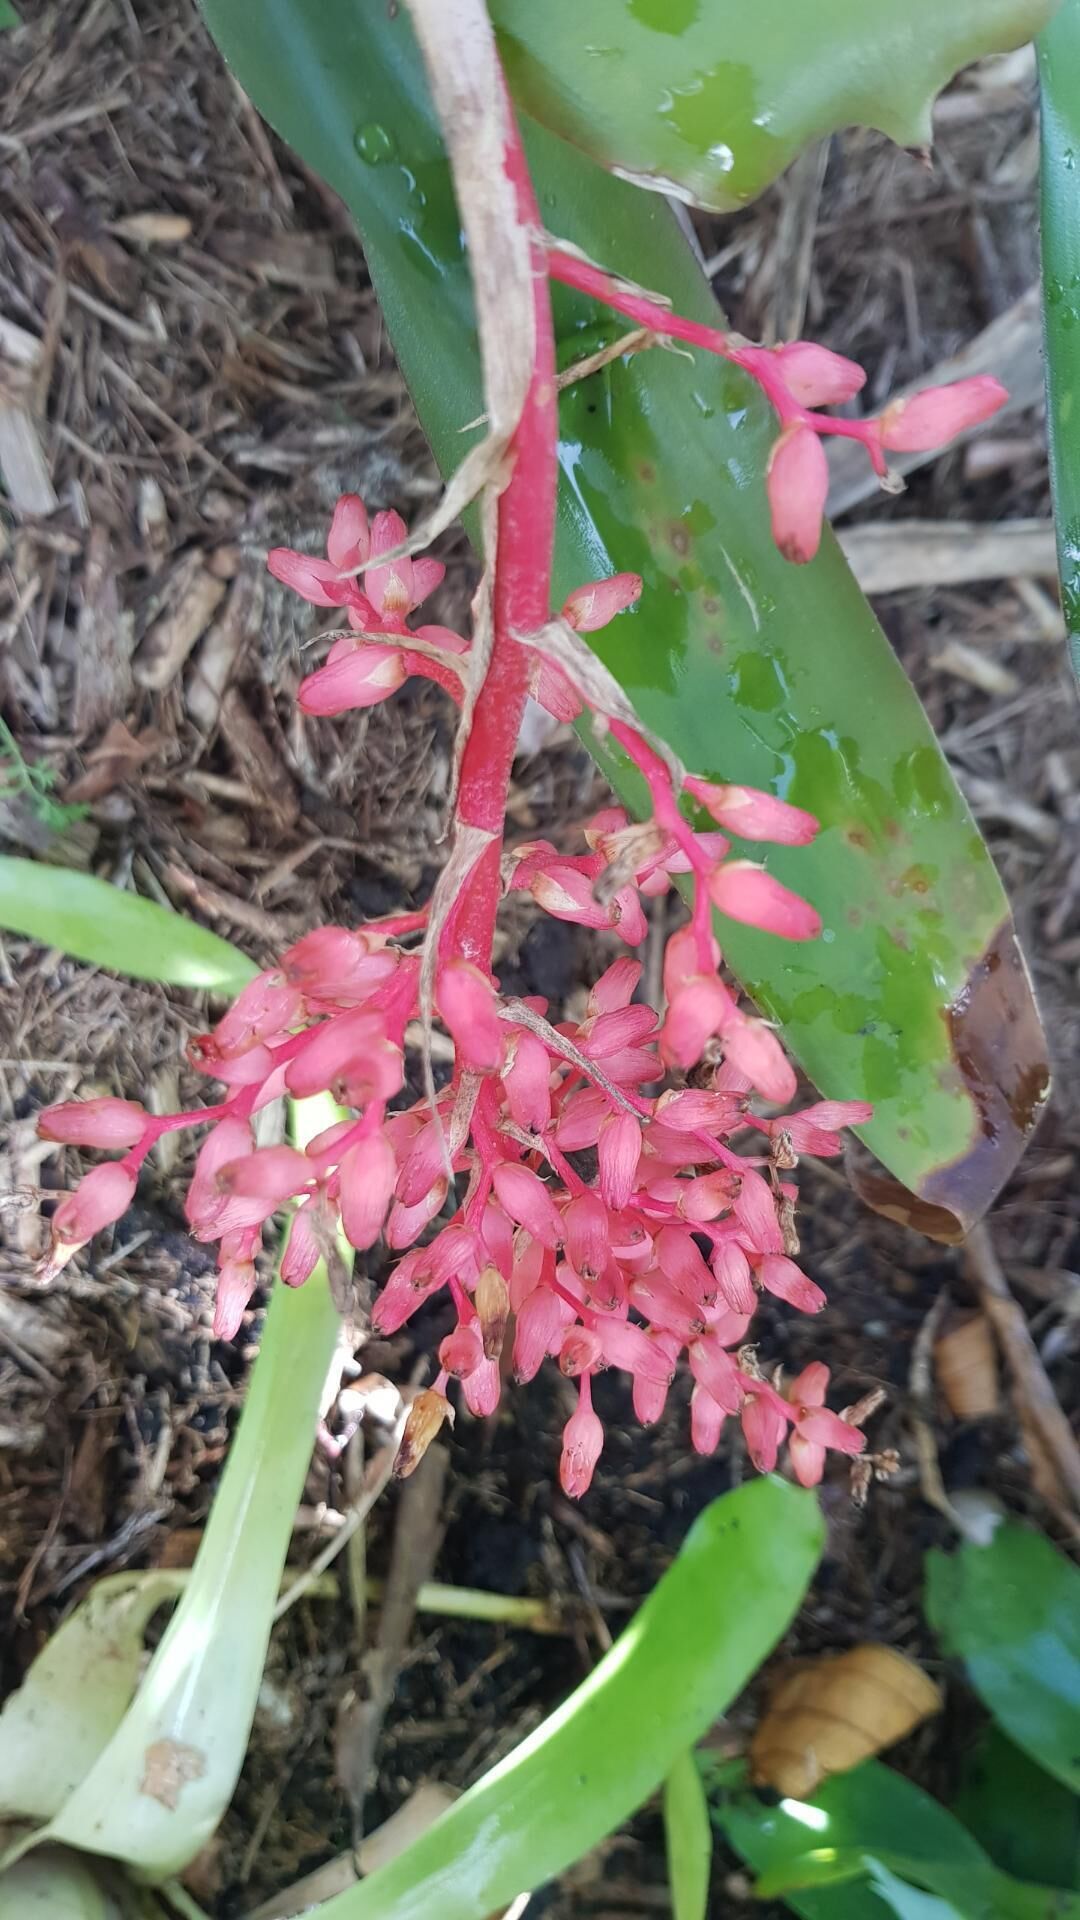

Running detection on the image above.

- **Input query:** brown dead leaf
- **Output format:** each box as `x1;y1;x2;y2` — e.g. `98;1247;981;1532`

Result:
140;1737;206;1810
750;1644;942;1798
935;1310;1000;1419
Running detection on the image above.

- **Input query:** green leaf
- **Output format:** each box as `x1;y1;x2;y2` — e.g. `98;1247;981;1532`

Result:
0;2;19;28
715;1760;1080;1920
926;1524;1080;1795
307;1478;822;1920
0;1574;181;1827
865;1862;965;1920
198;0;1049;1237
1038;0;1080;682
0;1849;128;1920
491;0;1059;212
0;857;257;993
664;1750;712;1920
951;1726;1080;1890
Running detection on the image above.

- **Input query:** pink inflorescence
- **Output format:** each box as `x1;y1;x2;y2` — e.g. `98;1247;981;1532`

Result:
39;494;873;1498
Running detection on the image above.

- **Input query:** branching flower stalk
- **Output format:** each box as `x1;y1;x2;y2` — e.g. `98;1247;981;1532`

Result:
37;20;1008;1498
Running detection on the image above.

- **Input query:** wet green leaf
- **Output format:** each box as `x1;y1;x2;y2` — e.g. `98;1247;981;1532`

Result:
715;1759;1080;1919
664;1750;712;1920
198;0;1049;1235
1038;0;1080;682
926;1524;1080;1794
491;0;1059;212
0;3;20;29
951;1726;1080;1890
308;1479;822;1920
0;858;257;993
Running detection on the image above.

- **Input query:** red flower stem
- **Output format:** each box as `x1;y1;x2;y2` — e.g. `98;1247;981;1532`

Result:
546;246;888;475
451;88;557;971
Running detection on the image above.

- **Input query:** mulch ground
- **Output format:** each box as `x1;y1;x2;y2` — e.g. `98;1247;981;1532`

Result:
1;7;1079;1917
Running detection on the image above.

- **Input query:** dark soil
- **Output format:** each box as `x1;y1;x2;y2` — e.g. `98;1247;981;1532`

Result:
1;8;1078;1918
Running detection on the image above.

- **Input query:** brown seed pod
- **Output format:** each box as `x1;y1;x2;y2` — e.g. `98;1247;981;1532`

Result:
749;1644;942;1798
935;1310;1000;1419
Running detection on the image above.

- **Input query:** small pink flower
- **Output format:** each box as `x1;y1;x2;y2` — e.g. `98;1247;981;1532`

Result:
876;376;1006;453
758;1253;826;1314
766;424;829;564
463;1354;502;1417
559;1325;603;1376
529;862;616;932
683;777;818;847
740;1383;790;1472
298;641;407;716
492;1162;563;1248
598;1315;676;1384
326;493;370;570
210;1145;312;1238
709;860;821;940
364;509;445;620
688;1334;742;1414
280;1205;321;1288
38;1097;148;1151
690;1383;727;1456
660;974;731;1070
501;1030;553;1133
44;1161;137;1277
564;1191;610;1277
440;1322;486;1378
437;961;504;1073
185;1118;255;1237
771;341;866;408
282;926;398;1010
339;1133;397;1251
786;1362;866;1486
588;957;642;1015
759;1099;873;1158
385;1177;449;1249
598;1111;642;1211
561;572;642;633
559;1380;604;1497
720;1013;798;1106
214;1254;257;1340
513;1283;563;1382
711;1241;756;1314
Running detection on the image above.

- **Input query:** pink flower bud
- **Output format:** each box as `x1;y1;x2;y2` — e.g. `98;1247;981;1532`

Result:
286;1009;401;1107
720;1015;797;1106
633;1369;671;1426
630;1274;704;1343
513;1283;563;1382
690;1384;727;1456
213;1256;257;1340
492;1162;563;1249
462;1355;502;1417
732;1167;784;1256
758;1253;826;1314
371;1251;445;1335
688;1335;742;1415
766;424;829;565
501;1030;553;1133
876;375;1006;453
711;1240;756;1314
280;1205;322;1288
39;1097;148;1151
598;1111;641;1211
561;572;642;633
210;971;303;1059
656;1225;715;1305
659;975;731;1071
588;958;642;1016
339;1133;397;1251
530;863;614;931
564;1191;610;1278
267;548;368;610
326;493;371;570
211;1145;312;1237
440;1322;486;1378
437;960;504;1073
52;1161;137;1250
779;1099;874;1157
298;643;406;716
385;1178;448;1249
787;1361;829;1407
771;341;866;408
554;1085;608;1152
185;1118;255;1236
597;1315;675;1384
534;658;584;722
680;1171;738;1224
709;860;821;941
740;1387;789;1473
282;926;398;1010
683;776;818;847
559;1389;604;1498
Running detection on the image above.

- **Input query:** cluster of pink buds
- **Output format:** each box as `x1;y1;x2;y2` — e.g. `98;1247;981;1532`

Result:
38;497;876;1498
545;246;1007;564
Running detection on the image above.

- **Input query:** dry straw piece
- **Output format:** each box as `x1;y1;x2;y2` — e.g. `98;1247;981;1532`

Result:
749;1644;942;1798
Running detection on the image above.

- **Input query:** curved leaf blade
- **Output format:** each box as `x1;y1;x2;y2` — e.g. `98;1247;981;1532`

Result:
926;1524;1080;1794
311;1479;823;1920
664;1750;712;1920
1038;0;1080;682
491;0;1059;213
0;857;256;993
197;0;1050;1235
951;1726;1080;1890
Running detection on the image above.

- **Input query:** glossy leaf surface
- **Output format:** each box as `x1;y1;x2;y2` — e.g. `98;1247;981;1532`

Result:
492;0;1059;212
0;857;256;993
716;1759;1080;1919
951;1726;1080;1891
926;1524;1080;1794
1038;0;1080;681
309;1480;822;1920
198;0;1049;1236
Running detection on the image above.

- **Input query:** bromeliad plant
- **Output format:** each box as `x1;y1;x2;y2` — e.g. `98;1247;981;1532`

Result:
31;0;1051;1501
